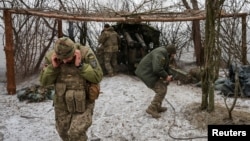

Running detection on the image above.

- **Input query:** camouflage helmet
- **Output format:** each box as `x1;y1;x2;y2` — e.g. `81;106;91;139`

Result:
54;37;75;59
166;44;177;54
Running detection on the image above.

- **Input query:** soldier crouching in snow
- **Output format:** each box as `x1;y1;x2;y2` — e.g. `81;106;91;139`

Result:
135;45;176;118
39;37;103;141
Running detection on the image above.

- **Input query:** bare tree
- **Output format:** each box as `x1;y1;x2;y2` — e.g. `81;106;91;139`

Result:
1;0;57;80
201;0;225;112
182;0;204;66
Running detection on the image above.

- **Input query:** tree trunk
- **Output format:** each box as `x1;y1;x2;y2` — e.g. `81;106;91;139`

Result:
182;0;204;66
201;0;224;112
192;20;203;66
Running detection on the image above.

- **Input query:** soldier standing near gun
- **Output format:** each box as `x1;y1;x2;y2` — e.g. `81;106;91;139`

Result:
135;45;176;118
98;24;120;77
39;37;103;141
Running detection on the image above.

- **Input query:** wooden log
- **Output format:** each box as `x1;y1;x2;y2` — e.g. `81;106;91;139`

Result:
4;10;16;94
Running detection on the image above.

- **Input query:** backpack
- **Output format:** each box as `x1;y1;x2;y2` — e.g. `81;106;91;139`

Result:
17;85;55;102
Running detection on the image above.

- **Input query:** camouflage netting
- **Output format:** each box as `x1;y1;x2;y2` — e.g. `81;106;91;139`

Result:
17;85;55;102
193;64;250;97
218;64;250;97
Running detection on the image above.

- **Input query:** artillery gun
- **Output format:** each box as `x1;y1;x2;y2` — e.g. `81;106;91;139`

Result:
97;23;161;75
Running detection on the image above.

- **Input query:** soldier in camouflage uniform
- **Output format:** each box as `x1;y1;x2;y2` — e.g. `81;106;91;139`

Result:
39;37;103;141
98;24;120;77
135;45;176;118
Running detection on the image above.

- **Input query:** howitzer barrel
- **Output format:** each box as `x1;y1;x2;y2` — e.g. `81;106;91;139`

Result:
124;32;134;47
135;33;147;49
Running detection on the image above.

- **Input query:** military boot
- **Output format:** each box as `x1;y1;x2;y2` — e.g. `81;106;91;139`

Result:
157;102;167;113
146;104;161;118
157;106;167;113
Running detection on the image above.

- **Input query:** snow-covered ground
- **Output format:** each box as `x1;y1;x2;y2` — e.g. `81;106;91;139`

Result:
0;72;250;141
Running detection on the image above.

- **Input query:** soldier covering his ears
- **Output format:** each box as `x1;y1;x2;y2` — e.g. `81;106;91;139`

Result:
39;37;103;141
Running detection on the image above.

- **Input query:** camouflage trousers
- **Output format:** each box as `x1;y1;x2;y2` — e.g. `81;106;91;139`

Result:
104;52;118;75
151;79;168;106
54;102;95;141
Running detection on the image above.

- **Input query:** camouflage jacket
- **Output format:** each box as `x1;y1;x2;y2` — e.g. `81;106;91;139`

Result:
135;46;171;88
98;27;120;52
39;44;103;86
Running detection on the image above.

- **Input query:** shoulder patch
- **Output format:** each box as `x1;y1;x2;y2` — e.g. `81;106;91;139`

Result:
160;58;166;65
88;54;97;68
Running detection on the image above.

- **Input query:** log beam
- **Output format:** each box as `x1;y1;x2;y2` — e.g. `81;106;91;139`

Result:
3;10;16;94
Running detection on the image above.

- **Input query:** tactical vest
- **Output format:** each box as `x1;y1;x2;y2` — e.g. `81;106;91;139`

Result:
54;63;87;113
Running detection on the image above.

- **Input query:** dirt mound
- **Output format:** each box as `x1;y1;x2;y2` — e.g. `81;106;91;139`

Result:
184;102;250;129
